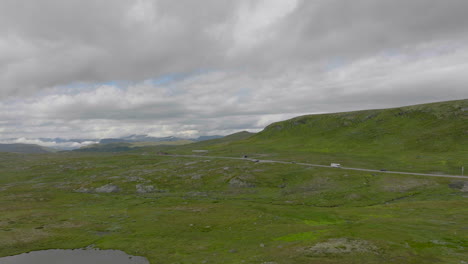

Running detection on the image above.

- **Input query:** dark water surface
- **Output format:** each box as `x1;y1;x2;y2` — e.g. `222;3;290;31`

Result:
0;249;149;264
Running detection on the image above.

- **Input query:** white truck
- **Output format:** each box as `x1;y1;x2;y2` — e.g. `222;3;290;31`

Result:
330;163;341;168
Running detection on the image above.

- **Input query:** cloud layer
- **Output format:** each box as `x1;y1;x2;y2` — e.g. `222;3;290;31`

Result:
1;0;467;143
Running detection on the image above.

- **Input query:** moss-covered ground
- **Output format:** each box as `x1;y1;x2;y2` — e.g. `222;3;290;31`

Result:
1;152;467;263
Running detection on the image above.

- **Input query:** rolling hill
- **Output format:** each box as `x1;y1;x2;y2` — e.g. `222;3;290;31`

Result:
172;99;467;174
169;131;254;150
254;99;467;153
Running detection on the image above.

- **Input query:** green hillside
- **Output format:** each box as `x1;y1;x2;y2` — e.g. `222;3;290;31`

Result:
175;100;467;175
255;99;466;154
169;131;253;151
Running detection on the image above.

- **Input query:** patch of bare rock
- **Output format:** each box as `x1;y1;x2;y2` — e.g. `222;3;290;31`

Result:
95;184;121;193
449;181;468;192
74;184;120;193
302;238;378;255
229;177;256;188
136;184;155;193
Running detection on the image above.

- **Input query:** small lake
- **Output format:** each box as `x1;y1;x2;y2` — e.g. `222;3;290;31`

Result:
0;249;149;264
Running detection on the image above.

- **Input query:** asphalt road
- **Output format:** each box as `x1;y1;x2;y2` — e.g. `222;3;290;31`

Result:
164;154;468;179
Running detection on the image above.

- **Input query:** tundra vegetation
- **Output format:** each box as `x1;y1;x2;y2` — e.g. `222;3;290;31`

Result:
0;99;467;263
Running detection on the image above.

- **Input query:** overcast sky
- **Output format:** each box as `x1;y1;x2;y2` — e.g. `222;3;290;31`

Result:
1;0;467;147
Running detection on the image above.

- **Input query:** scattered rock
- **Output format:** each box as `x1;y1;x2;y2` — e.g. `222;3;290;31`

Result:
95;184;120;193
229;178;255;188
125;176;146;182
186;191;208;197
229;249;237;253
74;187;92;193
293;119;306;126
191;174;202;180
272;124;283;130
136;184;155;193
463;185;468;193
303;238;377;254
382;178;435;192
449;181;468;192
347;193;361;200
95;231;111;237
430;240;448;245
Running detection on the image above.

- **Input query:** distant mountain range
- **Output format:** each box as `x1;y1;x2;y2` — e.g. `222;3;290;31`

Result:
0;143;58;154
98;135;222;144
0;134;224;153
38;138;96;144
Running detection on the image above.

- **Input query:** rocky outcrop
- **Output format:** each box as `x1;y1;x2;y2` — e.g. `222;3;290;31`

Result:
136;184;155;193
229;178;256;188
303;238;378;254
95;184;120;193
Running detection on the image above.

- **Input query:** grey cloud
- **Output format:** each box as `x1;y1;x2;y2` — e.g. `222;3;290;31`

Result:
0;0;237;96
232;0;468;72
300;1;468;51
0;138;97;150
1;1;468;142
45;99;188;120
2;0;468;97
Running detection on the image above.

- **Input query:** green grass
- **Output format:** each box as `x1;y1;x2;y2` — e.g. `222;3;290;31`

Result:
0;151;467;263
274;230;327;242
